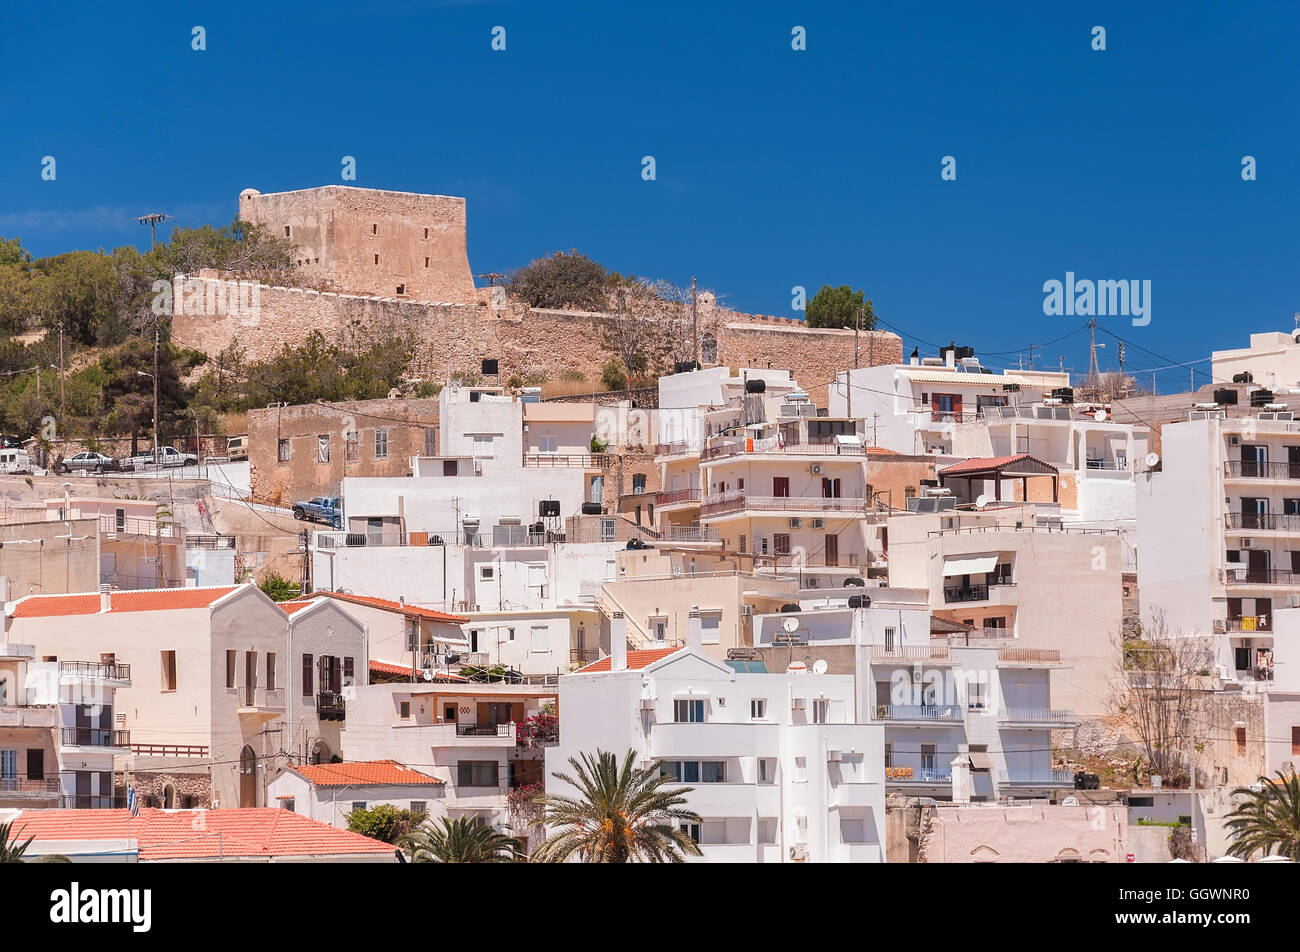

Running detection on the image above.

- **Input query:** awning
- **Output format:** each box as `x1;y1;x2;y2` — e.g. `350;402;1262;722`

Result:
429;632;470;646
942;554;999;576
834;434;863;445
968;751;993;771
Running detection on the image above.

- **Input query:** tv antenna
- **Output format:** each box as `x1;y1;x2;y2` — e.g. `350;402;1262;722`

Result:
134;212;173;249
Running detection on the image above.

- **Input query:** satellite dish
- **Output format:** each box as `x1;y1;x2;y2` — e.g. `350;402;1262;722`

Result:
782;616;800;633
812;659;828;675
422;668;434;682
1061;796;1079;806
1094;409;1107;422
974;494;988;511
786;660;808;675
1145;452;1160;469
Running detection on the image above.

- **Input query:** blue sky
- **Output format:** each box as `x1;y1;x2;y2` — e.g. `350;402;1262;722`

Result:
2;0;1297;387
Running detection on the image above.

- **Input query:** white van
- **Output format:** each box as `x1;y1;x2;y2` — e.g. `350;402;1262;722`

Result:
0;448;35;475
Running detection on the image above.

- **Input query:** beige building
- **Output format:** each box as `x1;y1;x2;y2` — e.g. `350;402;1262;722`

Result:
238;185;475;303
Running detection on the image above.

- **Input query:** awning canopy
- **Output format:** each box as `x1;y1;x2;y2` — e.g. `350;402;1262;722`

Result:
968;751;993;771
942;554;999;577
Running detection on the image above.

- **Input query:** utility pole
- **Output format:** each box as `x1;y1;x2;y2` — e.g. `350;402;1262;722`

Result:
134;212;171;250
690;276;698;364
58;323;65;421
1187;713;1198;862
1087;318;1100;386
854;306;861;368
153;323;160;467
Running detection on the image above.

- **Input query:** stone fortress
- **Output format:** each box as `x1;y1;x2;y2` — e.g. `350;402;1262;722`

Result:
177;185;901;403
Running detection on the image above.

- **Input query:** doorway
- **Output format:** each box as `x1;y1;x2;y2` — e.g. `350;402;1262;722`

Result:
239;745;258;807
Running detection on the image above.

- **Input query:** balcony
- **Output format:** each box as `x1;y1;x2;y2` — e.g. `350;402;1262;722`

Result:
570;648;599;666
456;723;513;737
999;770;1075;787
522;452;613;469
0;777;61;799
884;766;952;784
649;722;768;758
60;727;130;749
1224;512;1300;532
700;436;867;461
700;491;867;518
943;582;1015;603
996;648;1063;666
654;441;701;458
317;690;346;721
0;706;57;728
1218;616;1272;632
1224;460;1300;481
423;723;517;747
60;661;132;683
654;488;701;508
875;704;963;724
98;514;182;538
1219;568;1300;586
998;708;1076;728
129;743;209;757
757;551;861;570
60;794;126;809
869;645;952;662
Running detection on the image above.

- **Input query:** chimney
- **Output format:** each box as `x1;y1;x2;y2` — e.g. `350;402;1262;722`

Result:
950;754;972;804
99;583;112;614
944;343;956;369
686;610;702;651
909;348;920;367
610;612;627;671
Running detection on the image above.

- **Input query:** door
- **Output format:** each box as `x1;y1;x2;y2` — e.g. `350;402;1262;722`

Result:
1247;549;1271;583
239;745;258;808
1289;446;1300;479
824;533;839;568
246;651;257;706
822;478;842;498
76;769;90;806
773;477;790;498
1241;497;1268;530
1241;444;1267;477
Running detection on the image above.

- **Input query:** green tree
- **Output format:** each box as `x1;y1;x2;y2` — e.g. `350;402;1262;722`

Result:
507;250;609;310
805;284;876;330
148;218;301;287
0;237;31;267
400;816;523;863
532;749;702;863
258;571;301;602
347;804;428;844
1225;771;1300;860
599;358;628;391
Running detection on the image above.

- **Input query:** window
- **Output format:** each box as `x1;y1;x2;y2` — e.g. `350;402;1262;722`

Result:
302;654;313;697
443;460;457;476
772;477;790;498
425;256;430;267
411;801;426;814
278;438;290;462
457;761;500;787
372;223;378;235
1293;726;1300;756
0;749;14;781
266;653;276;691
423;228;429;239
700;761;726;783
115;508;126;532
444;704;456;722
632;473;646;494
884;742;893;768
680;822;701;844
530;626;549;653
700;613;721;645
161;651;177;691
921;744;936;770
317;435;330;463
480;565;494;581
649;616;668;641
374;428;389;459
374;255;380;265
1235;726;1247;756
507;627;515;642
281;798;295;812
399;701;411;719
968;681;987;711
758;758;774;784
884;627;895;651
473;435;495;458
538;435;558;454
424;427;437;457
1127;796;1154;807
750;698;767;720
812;698;830;724
528;564;546;589
344;657;354;684
352;802;367;812
396;285;405;296
345;431;359;462
226;650;236;689
674;699;705;723
284;225;291;238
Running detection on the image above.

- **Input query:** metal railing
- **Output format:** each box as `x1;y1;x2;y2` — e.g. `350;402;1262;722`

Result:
129;743;209;757
522;453;614;468
61;727;130;748
700;437;867;461
60;794;126;809
1224;460;1300;480
185;534;236;549
317;690;346;720
0;777;61;796
60;661;131;681
1220;568;1300;585
1220;616;1271;632
1225;512;1300;531
98;514;180;537
877;704;963;721
996;648;1062;664
998;708;1075;725
570;648;599;665
884;767;952;783
654;441;701;457
869;645;952;662
701;492;868;517
654;488;701;506
456;723;513;737
944;628;1013;644
757;551;860;569
943;582;1016;603
999;770;1075;786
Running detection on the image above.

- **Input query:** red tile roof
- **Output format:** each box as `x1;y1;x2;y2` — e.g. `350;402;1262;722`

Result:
312;591;469;623
289;759;443;787
938;453;1059;477
9;808;395;860
574;647;681;673
279;600;316;615
11;586;242;619
368;659;467;681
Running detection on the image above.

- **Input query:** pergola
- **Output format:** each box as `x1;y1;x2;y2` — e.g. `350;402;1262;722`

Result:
938;453;1060;504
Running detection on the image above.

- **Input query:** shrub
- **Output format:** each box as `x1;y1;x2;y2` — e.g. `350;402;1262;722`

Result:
347;804;428;844
600;358;627;391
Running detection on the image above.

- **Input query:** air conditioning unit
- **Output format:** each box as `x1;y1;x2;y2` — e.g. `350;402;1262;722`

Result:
912;662;924;682
791;697;806;710
811;464;825;475
640;697;656;710
789;518;802;528
789;845;809;861
812;518;825;529
1242;538;1253;547
827;749;843;762
473;461;484;475
741;605;755;616
1230;436;1240;446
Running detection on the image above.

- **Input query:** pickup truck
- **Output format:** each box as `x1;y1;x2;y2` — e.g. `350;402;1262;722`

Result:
120;446;199;470
292;496;343;528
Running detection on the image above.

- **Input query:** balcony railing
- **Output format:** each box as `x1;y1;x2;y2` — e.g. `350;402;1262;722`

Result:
129;743;209;757
998;708;1075;725
317;690;346;721
943;581;1014;603
884;766;952;783
0;777;61;797
701;491;867;517
654;441;701;457
60;661;131;681
700;437;867;461
60;794;126;809
877;704;963;722
98;514;180;537
654;488;701;507
757;551;861;569
61;727;130;748
1220;616;1271;632
999;770;1075;786
570;648;599;665
1224;460;1300;480
869;645;952;662
456;723;513;737
1225;512;1300;531
1220;568;1300;586
522;453;614;469
996;648;1062;665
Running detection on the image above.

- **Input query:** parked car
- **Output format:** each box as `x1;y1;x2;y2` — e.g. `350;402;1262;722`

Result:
60;451;121;474
292;496;343;528
226;435;248;461
120;446;198;470
0;448;36;475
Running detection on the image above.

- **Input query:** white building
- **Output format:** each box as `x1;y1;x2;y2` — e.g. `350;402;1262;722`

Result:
544;613;886;862
266;759;446;828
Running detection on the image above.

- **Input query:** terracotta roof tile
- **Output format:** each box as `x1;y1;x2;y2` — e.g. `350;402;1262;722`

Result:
574;647;681;673
279;600;316;615
368;660;467;681
11;586;242;619
938;453;1058;477
10;808;394;860
313;591;468;624
289;759;443;787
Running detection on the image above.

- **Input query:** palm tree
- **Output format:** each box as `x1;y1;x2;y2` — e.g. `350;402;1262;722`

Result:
400;816;522;863
1225;771;1300;860
532;748;702;863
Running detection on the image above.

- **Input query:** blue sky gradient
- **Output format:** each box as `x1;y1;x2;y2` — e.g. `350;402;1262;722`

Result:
2;0;1297;386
